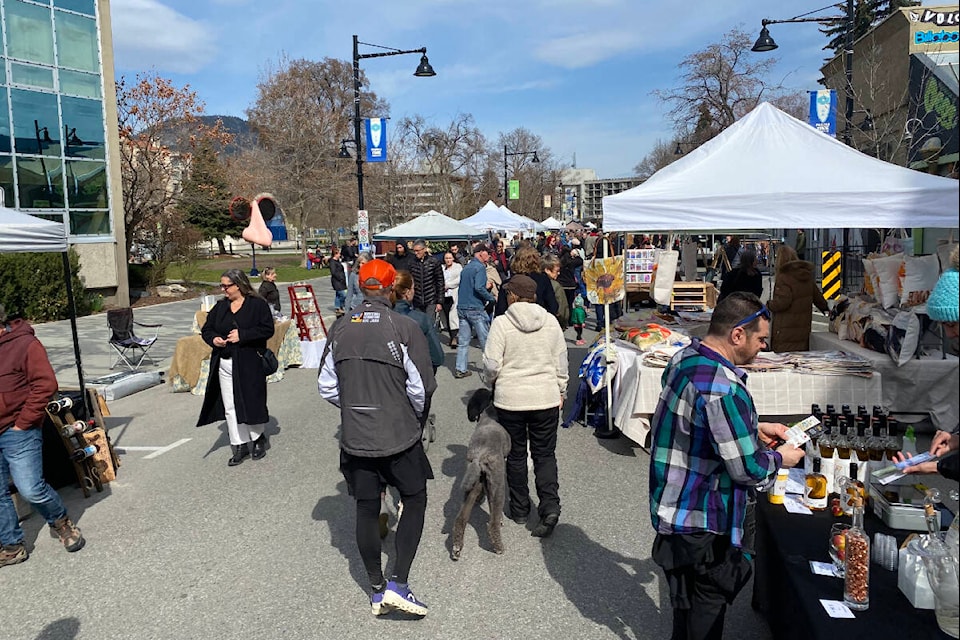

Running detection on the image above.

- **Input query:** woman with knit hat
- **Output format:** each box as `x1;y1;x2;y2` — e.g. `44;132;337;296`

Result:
896;246;959;480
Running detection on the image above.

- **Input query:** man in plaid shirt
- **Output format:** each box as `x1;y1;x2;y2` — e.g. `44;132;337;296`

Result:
649;292;804;640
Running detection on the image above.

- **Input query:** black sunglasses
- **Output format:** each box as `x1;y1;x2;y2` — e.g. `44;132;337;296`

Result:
733;305;771;329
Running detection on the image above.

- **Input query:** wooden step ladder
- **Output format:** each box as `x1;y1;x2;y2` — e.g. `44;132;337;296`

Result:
287;284;328;341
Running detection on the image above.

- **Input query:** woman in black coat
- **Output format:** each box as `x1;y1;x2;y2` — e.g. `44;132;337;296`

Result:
718;248;763;303
197;269;275;466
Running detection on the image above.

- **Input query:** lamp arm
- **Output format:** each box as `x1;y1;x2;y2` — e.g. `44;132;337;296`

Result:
357;47;426;61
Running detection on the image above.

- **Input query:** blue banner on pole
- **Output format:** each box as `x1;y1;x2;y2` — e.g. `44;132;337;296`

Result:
808;89;837;136
365;118;386;162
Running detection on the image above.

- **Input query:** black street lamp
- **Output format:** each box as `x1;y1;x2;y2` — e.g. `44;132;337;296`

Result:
348;35;435;214
503;146;539;206
752;0;856;145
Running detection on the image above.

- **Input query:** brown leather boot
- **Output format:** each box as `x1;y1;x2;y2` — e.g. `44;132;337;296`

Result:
52;516;85;552
1;542;28;566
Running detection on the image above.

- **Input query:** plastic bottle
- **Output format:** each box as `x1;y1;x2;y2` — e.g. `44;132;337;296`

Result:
903;425;918;457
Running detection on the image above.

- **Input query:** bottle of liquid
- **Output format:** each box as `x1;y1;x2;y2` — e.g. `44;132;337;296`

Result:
818;416;837;495
46;396;74;414
884;418;902;462
805;403;823;475
903;425;918;457
841;463;867;515
804;457;829;511
834;417;852;487
843;495;870;611
60;421;85;437
852;416;870;481
69;445;97;461
867;409;887;463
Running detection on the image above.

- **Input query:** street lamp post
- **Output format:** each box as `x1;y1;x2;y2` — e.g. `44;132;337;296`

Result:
503;146;539;207
751;0;855;144
348;35;435;214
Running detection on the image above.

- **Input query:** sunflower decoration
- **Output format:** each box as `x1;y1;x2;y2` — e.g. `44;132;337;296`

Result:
584;256;625;305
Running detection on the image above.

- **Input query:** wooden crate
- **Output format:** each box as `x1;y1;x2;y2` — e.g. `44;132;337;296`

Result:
670;282;718;311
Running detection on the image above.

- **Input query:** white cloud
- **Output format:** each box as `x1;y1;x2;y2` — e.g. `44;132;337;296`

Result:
110;0;218;73
535;30;641;69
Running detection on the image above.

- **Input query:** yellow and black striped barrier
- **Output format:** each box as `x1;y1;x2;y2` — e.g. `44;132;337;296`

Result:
821;250;842;299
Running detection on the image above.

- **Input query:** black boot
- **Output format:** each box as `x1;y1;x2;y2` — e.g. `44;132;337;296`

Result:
228;443;250;466
251;434;267;460
449;329;458;348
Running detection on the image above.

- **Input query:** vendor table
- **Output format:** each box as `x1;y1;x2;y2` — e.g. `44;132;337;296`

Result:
612;342;883;447
167;319;302;394
809;331;958;430
752;497;949;640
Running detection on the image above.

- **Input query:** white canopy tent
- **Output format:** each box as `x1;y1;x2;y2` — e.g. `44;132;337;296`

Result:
462;200;525;232
373;210;486;242
0;206;88;409
499;205;546;232
541;216;564;230
602;102;960;231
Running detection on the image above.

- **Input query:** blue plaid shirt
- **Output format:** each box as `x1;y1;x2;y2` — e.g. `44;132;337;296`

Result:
649;340;782;547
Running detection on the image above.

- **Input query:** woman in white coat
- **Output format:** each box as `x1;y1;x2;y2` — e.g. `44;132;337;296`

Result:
441;251;462;347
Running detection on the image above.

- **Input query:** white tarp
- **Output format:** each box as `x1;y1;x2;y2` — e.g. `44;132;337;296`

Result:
541;216;564;230
373;210;486;241
0;206;67;253
602;102;960;231
499;205;546;232
462;200;526;231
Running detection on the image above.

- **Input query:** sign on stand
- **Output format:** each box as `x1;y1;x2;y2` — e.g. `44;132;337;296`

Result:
357;210;371;253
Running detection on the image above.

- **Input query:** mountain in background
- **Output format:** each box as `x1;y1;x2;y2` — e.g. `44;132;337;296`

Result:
199;115;256;154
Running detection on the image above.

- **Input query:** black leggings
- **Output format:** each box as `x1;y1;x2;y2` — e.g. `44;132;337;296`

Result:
356;489;427;587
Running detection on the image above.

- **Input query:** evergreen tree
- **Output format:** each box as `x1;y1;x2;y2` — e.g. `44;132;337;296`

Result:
819;1;920;56
179;144;242;254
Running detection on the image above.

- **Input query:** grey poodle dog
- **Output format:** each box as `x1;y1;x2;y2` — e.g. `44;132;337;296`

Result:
451;388;511;560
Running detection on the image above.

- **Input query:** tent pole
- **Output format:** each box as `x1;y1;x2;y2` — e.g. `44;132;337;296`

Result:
62;251;89;416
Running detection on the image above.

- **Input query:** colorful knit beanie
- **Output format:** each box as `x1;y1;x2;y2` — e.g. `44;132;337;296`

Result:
927;267;959;322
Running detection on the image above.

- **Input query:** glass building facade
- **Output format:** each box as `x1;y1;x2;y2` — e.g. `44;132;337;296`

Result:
1;0;111;237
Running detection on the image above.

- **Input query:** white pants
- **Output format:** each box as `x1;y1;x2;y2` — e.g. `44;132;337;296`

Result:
218;359;263;446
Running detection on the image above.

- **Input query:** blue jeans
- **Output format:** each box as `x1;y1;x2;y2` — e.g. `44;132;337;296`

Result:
334;289;347;311
0;427;68;545
455;308;491;373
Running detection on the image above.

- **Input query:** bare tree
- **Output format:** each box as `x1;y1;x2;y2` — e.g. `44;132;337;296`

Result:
633;139;681;179
498;127;556;219
116;72;230;260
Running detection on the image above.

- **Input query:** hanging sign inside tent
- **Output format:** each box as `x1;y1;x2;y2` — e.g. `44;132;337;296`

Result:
508;180;520;201
365;118;386;162
808;90;837;136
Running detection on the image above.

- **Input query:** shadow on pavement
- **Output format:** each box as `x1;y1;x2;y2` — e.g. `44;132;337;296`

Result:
540;523;666;639
34;617;81;640
199;416;281;460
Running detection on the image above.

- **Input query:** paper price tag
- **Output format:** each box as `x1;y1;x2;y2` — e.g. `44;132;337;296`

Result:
820;599;856;618
810;561;841;578
783;497;813;515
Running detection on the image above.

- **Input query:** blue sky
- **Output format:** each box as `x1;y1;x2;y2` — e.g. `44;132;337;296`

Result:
107;0;916;178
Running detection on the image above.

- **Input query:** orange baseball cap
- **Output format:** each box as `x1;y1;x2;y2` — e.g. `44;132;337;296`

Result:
359;259;396;290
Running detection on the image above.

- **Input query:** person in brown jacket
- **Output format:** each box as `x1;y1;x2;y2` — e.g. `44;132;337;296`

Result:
0;303;85;567
767;246;828;352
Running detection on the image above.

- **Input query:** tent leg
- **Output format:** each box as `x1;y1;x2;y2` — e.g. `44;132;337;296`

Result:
62;251;89;416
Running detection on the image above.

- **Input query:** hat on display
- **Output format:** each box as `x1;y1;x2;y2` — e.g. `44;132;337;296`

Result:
926;268;959;322
504;274;537;301
359;259;396;290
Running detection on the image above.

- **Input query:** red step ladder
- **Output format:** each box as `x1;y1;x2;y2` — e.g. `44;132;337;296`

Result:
287;284;328;341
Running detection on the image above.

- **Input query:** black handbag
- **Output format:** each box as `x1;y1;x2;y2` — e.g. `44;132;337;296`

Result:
259;348;279;376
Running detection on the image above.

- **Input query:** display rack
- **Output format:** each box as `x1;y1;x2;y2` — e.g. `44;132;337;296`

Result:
44;388;120;497
288;283;328;341
670;282;718;312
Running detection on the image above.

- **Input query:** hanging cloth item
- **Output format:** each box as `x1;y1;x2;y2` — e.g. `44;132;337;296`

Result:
583;256;625;305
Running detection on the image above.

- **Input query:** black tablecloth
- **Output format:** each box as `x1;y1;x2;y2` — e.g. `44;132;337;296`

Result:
752;497;951;639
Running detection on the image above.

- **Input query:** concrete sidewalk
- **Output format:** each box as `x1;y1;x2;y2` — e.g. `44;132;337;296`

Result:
33;274;339;390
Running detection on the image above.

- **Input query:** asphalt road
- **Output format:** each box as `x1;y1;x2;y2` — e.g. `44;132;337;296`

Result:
6;276;779;640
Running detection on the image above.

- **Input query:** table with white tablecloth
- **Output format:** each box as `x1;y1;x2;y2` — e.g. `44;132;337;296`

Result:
611;342;884;448
809;331;958;430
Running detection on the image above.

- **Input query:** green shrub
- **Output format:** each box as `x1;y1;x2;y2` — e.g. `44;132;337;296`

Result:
0;249;91;322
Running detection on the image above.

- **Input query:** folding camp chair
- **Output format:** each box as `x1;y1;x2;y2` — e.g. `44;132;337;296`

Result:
107;308;162;370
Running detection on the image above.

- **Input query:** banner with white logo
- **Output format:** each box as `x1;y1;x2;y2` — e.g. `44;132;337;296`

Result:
809;90;837;136
365;118;386;163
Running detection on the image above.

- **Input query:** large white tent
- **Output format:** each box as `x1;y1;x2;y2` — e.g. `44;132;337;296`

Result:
462;200;525;232
602;102;960;231
373;210;486;241
541;216;564;230
499;205;546;232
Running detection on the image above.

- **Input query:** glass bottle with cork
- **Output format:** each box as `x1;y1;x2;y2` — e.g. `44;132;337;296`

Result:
819;407;837;496
804;457;829;511
852;414;871;481
843;494;871;611
867;406;887;464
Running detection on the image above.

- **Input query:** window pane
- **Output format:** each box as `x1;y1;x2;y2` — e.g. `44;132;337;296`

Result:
69;210;110;235
33;212;65;225
0;156;14;206
65;159;107;208
61;96;104;159
54;0;95;16
0;93;10;154
7;1;55;65
10;62;55;89
60;69;101;99
16;156;65;208
55;10;98;72
11;89;61;156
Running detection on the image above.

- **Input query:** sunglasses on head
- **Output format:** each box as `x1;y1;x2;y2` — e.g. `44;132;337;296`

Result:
733;305;771;329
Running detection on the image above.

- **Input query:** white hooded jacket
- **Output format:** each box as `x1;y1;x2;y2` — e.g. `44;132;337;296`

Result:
483;301;568;411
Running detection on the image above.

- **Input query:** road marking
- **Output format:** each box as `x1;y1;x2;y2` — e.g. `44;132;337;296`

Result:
115;438;192;459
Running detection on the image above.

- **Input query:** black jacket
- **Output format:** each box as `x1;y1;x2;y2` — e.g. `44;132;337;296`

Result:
410;254;445;309
388;251;415;273
718;267;762;302
330;258;347;291
495;272;558;316
258;281;281;313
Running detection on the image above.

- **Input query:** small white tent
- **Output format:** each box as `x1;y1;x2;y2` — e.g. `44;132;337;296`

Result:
462;200;525;232
602;102;960;231
499;205;545;232
0;205;68;252
373;210;486;241
541;216;564;230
